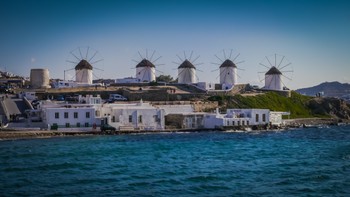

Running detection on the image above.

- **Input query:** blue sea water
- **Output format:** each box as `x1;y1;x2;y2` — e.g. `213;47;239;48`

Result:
1;126;350;196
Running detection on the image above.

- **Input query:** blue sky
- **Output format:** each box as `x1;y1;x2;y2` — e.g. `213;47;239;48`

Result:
1;0;350;89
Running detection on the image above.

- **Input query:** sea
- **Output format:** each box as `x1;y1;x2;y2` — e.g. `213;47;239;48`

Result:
1;126;350;196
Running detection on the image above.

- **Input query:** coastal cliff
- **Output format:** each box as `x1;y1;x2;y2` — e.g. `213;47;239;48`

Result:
208;91;350;120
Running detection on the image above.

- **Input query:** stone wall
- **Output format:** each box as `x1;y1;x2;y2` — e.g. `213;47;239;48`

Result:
192;101;219;112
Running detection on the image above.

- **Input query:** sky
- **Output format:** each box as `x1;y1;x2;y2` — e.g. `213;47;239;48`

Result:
1;0;350;89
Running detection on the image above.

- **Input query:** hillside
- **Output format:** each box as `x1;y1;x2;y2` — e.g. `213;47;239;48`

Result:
296;81;350;98
208;91;350;119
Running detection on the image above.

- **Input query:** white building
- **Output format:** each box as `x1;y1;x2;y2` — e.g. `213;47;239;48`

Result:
98;100;165;130
116;77;140;84
37;95;102;129
136;59;156;82
51;80;103;89
18;91;37;100
197;82;215;91
270;111;290;126
204;109;270;129
32;96;165;131
52;80;78;88
178;60;196;84
42;105;97;128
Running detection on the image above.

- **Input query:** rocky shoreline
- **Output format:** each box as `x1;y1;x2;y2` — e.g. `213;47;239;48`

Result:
0;118;349;141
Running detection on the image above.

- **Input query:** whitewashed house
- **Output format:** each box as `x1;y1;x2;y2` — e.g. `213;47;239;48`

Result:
116;77;140;83
98;100;165;130
204;109;270;129
196;82;215;91
38;95;102;129
42;105;96;128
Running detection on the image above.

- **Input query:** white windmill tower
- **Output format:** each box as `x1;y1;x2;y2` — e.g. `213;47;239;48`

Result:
259;54;293;91
174;51;202;84
212;50;245;90
75;59;93;84
65;47;104;85
134;50;162;83
219;59;237;85
178;60;196;84
136;59;156;82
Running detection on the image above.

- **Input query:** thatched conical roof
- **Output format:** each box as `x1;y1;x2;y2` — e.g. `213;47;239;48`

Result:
136;59;155;68
178;59;196;69
220;59;237;68
265;66;282;75
75;59;93;70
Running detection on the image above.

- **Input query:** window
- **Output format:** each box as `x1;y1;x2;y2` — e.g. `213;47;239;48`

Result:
65;123;70;128
138;115;142;123
263;114;266;122
85;122;89;127
112;116;116;122
232;121;235;126
242;121;245;126
74;112;78;119
227;120;230;126
256;114;259;122
129;115;132;123
64;112;69;119
86;112;90;118
55;112;59;119
247;121;249;126
237;121;240;126
77;123;81;127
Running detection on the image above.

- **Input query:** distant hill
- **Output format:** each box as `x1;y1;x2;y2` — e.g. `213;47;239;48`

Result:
296;81;350;98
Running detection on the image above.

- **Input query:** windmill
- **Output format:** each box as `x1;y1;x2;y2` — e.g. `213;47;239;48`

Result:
258;54;293;91
133;49;162;82
65;47;104;84
173;51;202;84
211;49;245;88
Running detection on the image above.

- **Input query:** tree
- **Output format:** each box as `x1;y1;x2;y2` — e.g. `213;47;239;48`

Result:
156;75;175;83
